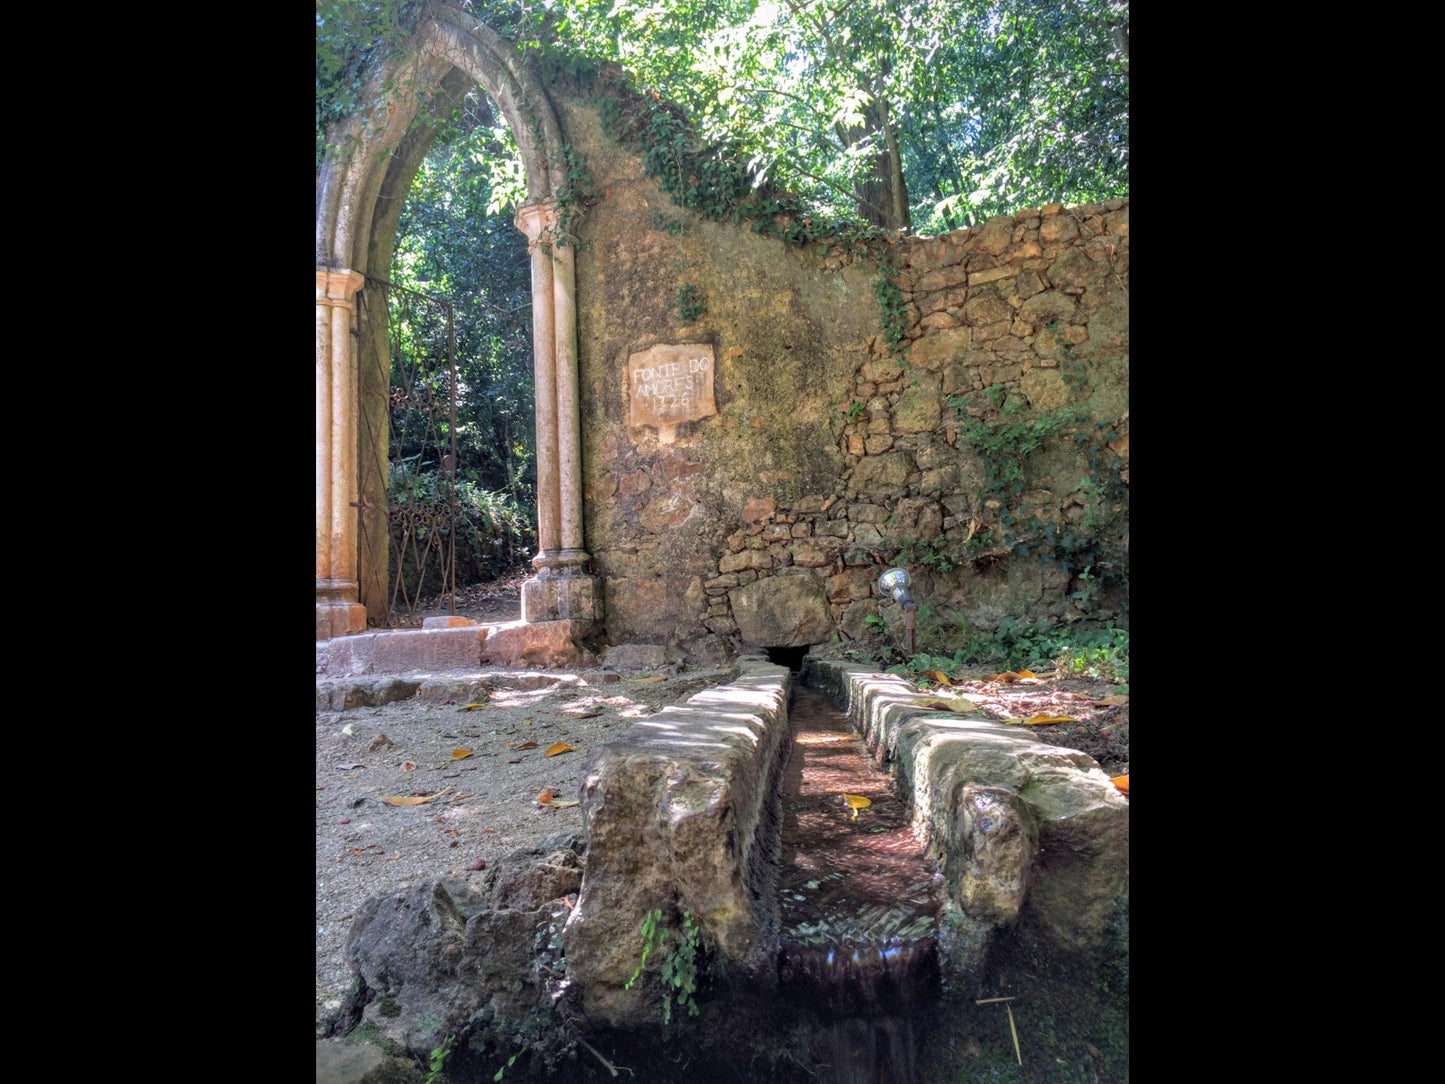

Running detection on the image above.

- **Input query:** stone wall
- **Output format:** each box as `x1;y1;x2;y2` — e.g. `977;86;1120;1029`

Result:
559;96;1129;659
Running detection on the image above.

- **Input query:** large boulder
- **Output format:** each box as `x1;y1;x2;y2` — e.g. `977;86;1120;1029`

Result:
729;570;834;647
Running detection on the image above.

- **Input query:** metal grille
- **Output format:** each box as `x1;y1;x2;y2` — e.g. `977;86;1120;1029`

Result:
360;276;459;626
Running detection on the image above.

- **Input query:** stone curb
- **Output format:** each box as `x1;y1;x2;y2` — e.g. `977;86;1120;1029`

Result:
802;658;1129;960
562;656;793;1029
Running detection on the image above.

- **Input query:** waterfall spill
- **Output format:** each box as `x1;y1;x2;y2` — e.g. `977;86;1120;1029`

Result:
778;685;942;1083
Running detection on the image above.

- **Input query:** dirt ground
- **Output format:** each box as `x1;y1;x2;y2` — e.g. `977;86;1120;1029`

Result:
315;577;1129;1036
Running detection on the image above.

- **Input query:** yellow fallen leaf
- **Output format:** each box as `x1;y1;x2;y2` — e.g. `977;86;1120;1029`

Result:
539;798;580;809
1016;714;1076;726
988;669;1043;684
842;793;871;820
1111;774;1129;795
457;703;487;712
378;787;453;807
923;670;953;685
631;675;667;683
544;742;575;757
452;748;474;760
515;741;539;750
913;697;981;714
1097;694;1130;706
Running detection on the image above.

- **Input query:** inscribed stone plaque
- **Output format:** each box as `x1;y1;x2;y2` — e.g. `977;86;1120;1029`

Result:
627;343;717;432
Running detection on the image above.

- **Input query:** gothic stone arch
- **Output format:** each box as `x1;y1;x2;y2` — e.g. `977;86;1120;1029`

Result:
315;4;600;641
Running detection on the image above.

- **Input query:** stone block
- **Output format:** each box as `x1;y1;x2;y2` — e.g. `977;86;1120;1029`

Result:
369;628;484;672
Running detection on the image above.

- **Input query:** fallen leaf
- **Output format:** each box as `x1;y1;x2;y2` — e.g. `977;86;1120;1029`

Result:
631;675;667;683
367;734;394;752
378;787;453;807
538;797;580;808
439;828;459;838
1016;714;1076;726
564;707;603;719
1098;694;1130;706
402;761;417;771
842;793;872;820
457;703;487;712
452;748;474;760
544;742;575;757
515;741;539;750
987;670;1043;684
923;670;953;685
1111;774;1129;795
536;788;558;803
913;697;981;714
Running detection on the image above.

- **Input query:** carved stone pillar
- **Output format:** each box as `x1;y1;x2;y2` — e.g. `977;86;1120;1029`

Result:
514;203;602;628
316;268;368;640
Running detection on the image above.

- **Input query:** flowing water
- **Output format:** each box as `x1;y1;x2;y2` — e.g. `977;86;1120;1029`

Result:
777;685;943;1084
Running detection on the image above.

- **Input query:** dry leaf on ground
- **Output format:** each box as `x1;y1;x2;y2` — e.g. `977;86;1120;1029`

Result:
378;787;453;807
544;742;575;757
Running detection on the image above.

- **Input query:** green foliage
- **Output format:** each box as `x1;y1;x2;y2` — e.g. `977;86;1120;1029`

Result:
491;1051;518;1082
873;269;908;355
884;618;1128;679
672;283;707;323
424;1033;456;1084
844;400;866;423
545;0;1126;230
624;908;664;991
316;0;432;169
389;95;538;518
625;906;705;1031
388;462;536;592
660;910;703;1027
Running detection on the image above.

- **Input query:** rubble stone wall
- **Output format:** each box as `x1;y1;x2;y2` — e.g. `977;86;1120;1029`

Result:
559;95;1129;659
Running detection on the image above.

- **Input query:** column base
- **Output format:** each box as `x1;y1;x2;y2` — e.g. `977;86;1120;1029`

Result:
317;579;368;641
522;551;603;628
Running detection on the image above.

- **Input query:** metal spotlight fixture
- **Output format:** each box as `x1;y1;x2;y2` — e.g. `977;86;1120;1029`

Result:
877;567;917;656
878;568;915;609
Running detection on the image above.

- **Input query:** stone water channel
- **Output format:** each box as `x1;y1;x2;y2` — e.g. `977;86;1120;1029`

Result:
329;655;1129;1083
777;685;942;1084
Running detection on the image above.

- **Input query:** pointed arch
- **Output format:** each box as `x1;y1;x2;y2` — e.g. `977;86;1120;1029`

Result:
316;5;599;640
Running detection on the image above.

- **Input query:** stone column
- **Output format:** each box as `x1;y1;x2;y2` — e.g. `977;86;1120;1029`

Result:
516;204;561;557
316;268;368;641
514;202;602;628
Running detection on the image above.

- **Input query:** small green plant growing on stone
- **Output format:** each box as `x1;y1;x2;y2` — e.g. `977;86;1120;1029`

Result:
660;910;702;1026
491;1051;518;1082
425;1033;455;1084
873;267;907;355
845;400;866;423
673;283;706;323
626;906;705;1030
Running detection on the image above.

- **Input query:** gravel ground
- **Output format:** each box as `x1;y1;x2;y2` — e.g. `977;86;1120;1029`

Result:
315;663;739;1035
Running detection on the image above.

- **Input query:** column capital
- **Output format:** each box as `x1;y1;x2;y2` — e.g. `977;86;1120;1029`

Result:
316;268;366;309
514;201;561;249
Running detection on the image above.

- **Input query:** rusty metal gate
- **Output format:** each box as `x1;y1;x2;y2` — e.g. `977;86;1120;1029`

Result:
358;277;459;626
